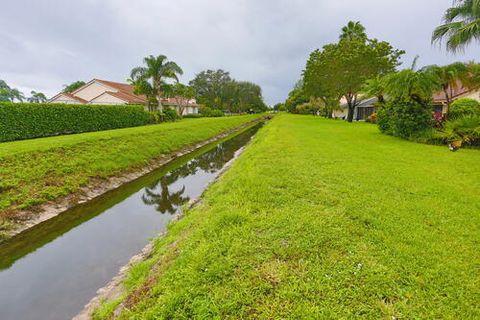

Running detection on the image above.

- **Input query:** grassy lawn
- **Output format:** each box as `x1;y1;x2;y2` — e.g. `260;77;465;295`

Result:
0;115;261;234
97;113;480;319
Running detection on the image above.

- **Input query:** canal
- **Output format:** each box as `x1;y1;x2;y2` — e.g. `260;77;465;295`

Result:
0;123;262;320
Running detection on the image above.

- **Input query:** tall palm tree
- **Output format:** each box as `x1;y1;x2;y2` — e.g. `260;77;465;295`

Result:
432;0;480;52
339;21;367;41
130;55;183;112
423;62;471;115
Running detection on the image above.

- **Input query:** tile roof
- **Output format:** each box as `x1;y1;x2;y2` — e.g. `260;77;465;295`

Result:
94;79;147;103
50;92;88;104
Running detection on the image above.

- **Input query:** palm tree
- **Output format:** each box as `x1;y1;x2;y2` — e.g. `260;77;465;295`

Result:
423;62;471;115
27;91;47;103
340;21;367;41
0;80;25;102
130;55;183;112
383;57;440;104
362;76;386;104
432;0;480;52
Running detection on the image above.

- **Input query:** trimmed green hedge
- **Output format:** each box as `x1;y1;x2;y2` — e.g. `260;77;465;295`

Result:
0;102;151;142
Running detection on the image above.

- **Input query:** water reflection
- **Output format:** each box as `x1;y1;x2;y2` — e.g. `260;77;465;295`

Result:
141;125;260;214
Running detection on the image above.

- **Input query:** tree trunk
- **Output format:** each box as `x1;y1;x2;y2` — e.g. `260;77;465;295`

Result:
157;93;163;113
347;105;355;122
443;87;451;120
345;93;356;122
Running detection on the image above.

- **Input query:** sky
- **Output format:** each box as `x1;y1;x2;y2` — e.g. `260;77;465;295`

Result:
1;0;479;105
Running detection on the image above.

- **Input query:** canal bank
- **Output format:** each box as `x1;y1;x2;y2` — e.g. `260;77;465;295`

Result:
3;116;266;241
0;122;264;320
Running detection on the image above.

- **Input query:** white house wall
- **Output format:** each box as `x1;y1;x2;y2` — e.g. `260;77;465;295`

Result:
89;93;126;105
49;94;81;104
74;82;118;102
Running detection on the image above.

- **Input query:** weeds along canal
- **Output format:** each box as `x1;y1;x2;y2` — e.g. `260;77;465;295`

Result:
0;123;263;320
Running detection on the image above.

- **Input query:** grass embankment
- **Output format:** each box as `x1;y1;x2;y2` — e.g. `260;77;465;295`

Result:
0;115;262;235
97;114;480;319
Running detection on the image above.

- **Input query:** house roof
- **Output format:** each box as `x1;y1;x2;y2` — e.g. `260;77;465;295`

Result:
89;90;146;104
340;96;377;109
432;81;471;103
49;92;88;104
161;97;199;107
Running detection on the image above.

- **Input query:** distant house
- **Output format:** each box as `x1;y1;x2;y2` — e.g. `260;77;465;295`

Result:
48;79;199;115
432;84;480;115
334;97;378;120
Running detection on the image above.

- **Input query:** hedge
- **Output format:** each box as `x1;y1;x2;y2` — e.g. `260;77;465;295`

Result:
0;102;152;142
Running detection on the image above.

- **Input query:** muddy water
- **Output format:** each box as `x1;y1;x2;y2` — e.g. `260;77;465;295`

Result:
0;123;262;320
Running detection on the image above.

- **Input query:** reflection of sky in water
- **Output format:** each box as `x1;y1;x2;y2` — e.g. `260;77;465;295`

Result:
0;124;261;320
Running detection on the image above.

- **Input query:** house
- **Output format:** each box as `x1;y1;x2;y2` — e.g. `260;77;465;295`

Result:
334;97;378;120
432;84;480;115
48;79;199;115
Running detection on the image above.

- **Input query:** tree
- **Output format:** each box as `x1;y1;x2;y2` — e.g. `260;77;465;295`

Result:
383;68;440;105
63;81;85;93
362;76;386;104
284;80;309;113
27;91;47;103
432;0;480;52
0;80;25;102
169;83;196;115
423;62;471;116
189;70;266;113
189;69;232;109
303;25;404;122
128;77;158;111
340;21;367;41
378;58;440;139
130;55;183;112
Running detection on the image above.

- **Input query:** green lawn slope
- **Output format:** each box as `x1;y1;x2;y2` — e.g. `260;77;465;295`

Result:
99;114;480;319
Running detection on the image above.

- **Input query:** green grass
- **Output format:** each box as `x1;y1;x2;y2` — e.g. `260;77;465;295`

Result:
102;114;480;319
0;115;261;234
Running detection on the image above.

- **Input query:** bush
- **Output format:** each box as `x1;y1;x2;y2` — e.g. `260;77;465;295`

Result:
199;106;224;117
441;115;480;148
409;128;445;145
448;98;480;120
210;109;224;117
377;99;433;139
182;114;203;119
148;108;181;124
163;107;181;122
295;103;319;115
0;102;151;142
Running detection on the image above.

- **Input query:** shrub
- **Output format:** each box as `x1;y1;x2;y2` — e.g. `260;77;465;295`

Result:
377;99;433;139
441;115;480;148
163;107;181;122
183;114;203;119
295;103;319;115
0;102;151;142
148;108;181;124
210;109;224;117
448;98;480;120
409;128;445;145
199;106;224;117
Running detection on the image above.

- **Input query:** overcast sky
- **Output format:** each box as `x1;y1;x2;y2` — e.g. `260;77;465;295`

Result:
1;0;479;104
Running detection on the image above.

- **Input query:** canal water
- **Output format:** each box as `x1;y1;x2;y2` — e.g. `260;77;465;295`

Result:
0;123;262;320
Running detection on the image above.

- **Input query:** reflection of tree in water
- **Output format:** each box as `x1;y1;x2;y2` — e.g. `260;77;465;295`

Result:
142;176;189;214
141;125;260;214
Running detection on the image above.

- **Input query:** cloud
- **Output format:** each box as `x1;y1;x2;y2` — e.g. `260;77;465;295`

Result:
1;0;478;104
